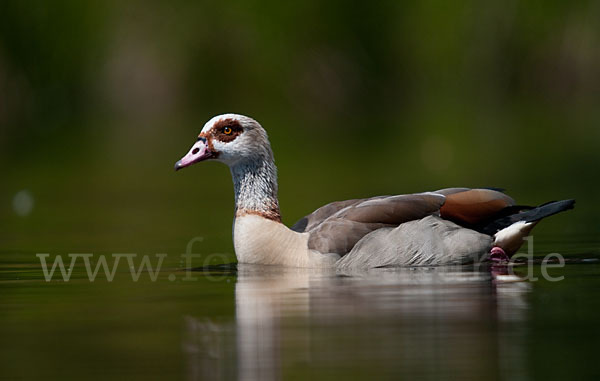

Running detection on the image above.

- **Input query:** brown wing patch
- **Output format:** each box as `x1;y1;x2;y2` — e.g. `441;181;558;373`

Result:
440;189;515;225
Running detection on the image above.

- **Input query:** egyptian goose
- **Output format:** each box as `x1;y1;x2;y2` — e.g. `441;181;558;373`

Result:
175;114;574;268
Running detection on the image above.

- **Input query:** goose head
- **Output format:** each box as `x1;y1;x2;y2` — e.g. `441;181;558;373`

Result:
174;113;272;170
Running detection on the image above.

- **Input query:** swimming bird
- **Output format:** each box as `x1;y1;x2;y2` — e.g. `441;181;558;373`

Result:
175;114;574;268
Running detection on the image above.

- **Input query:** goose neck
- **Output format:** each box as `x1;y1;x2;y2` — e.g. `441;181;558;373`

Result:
230;158;281;222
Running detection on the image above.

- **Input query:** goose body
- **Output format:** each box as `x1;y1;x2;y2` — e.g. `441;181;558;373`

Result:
175;114;574;268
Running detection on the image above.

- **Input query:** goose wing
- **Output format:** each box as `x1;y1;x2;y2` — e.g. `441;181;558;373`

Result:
294;188;516;257
290;198;366;233
303;193;446;256
438;188;516;227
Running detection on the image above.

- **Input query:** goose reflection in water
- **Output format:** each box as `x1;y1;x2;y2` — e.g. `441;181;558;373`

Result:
183;265;530;380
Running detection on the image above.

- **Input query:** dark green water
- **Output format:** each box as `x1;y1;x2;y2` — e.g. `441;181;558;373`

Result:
1;235;599;380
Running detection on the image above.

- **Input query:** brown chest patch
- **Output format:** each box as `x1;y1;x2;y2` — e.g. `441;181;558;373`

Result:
236;208;282;223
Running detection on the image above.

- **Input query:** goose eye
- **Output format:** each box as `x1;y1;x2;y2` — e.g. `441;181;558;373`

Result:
223;127;232;135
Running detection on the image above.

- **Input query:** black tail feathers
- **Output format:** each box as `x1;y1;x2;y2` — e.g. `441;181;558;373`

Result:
481;199;575;235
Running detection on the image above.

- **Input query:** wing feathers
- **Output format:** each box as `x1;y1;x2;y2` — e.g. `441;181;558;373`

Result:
339;194;445;224
291;198;365;232
305;193;445;255
439;189;515;226
295;188;518;257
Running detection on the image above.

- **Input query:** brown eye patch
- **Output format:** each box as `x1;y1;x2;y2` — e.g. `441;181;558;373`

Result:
213;119;243;142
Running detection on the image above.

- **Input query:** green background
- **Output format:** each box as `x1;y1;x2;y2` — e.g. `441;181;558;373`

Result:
1;0;598;262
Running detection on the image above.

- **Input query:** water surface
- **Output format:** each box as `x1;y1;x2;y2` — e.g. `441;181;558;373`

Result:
1;238;599;380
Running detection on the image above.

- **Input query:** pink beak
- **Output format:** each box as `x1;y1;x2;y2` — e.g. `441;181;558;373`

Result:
174;137;213;171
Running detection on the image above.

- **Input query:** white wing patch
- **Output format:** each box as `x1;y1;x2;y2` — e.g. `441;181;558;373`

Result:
493;221;535;254
494;221;532;241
